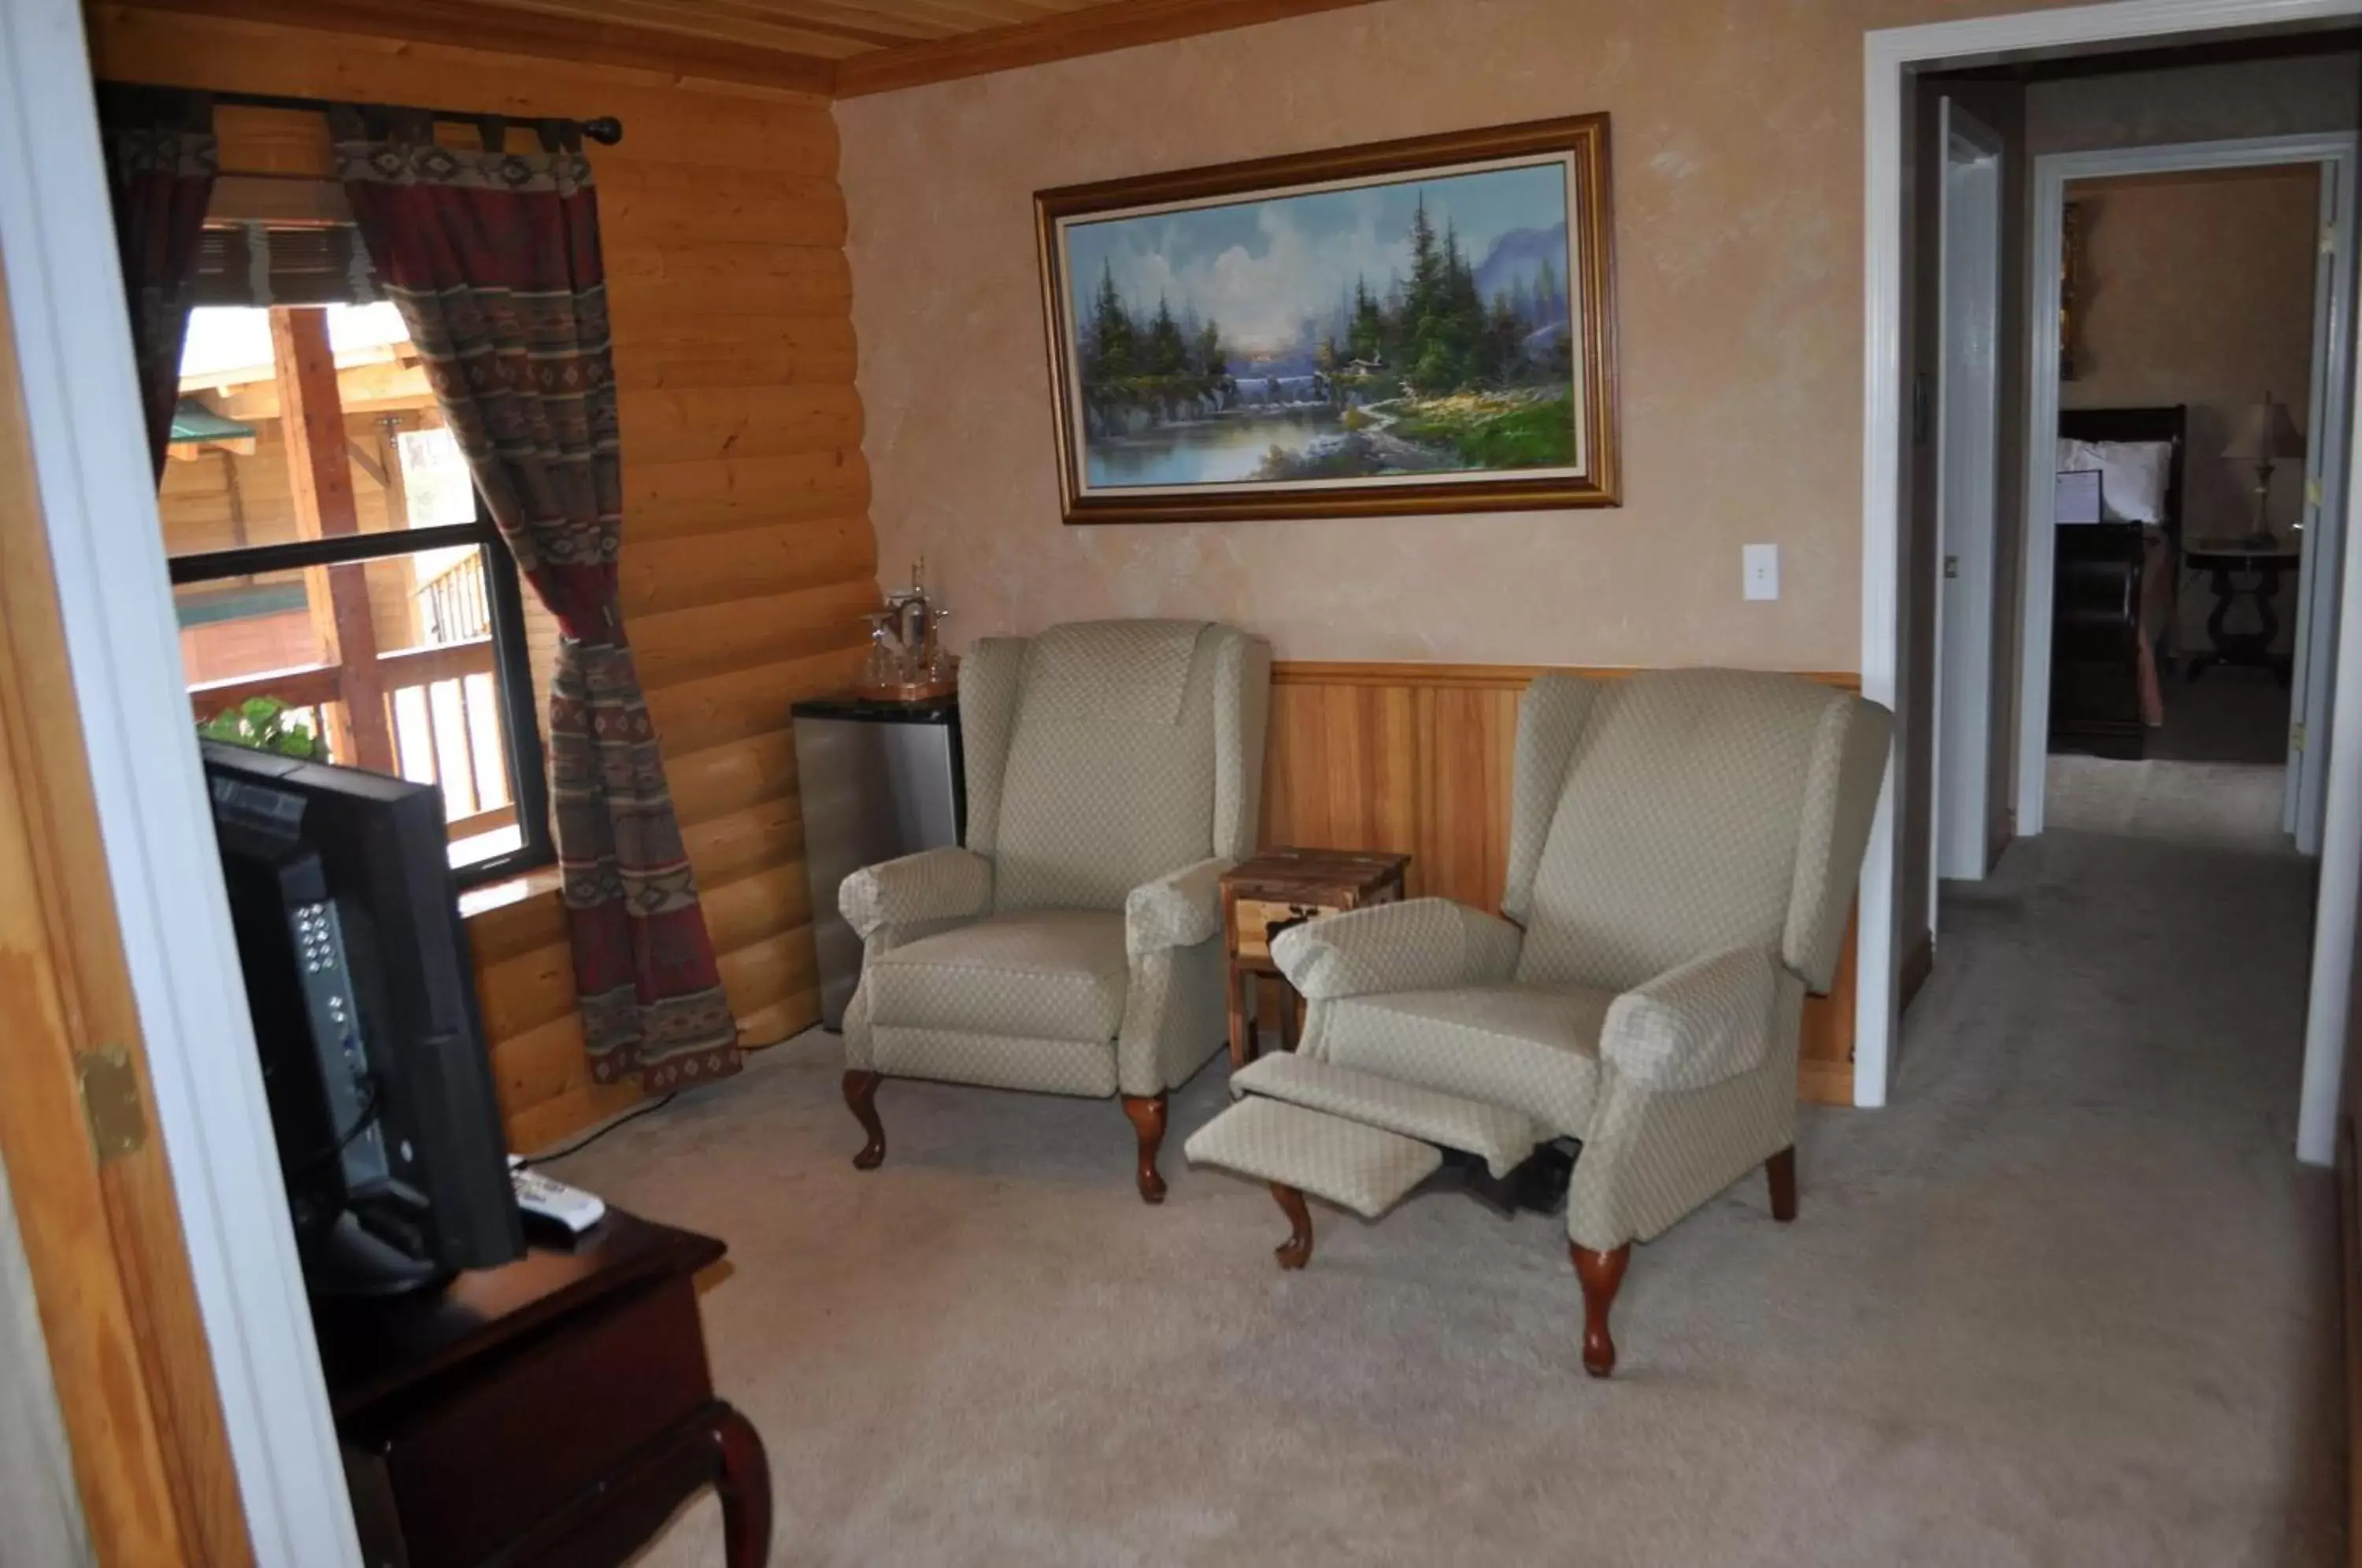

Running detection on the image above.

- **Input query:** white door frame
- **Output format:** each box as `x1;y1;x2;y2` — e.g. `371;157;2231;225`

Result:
1864;0;2362;1154
2286;147;2355;849
0;1;361;1562
2016;131;2356;843
1931;99;2007;923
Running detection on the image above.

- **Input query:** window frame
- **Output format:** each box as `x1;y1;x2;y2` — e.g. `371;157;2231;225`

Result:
169;508;555;889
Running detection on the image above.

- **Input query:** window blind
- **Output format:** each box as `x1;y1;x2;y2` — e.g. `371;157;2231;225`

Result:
194;223;380;309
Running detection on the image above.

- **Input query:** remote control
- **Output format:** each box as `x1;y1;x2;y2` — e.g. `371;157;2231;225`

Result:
508;1161;606;1236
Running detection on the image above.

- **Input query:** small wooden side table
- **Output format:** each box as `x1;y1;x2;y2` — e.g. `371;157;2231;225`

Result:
2184;538;2301;682
316;1209;771;1568
1221;849;1409;1068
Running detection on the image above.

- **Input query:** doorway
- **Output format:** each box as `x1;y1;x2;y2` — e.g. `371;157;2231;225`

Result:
2016;131;2356;849
1864;5;2362;1165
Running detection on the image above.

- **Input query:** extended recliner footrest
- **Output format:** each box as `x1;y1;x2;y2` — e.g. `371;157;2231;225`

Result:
1226;1055;1543;1178
1184;1055;1547;1222
1183;1096;1441;1219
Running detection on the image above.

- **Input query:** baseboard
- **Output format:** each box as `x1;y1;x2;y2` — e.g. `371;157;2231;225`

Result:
1797;1058;1854;1108
1899;931;1935;1014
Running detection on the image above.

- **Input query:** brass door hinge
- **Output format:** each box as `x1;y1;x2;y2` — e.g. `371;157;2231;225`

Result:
77;1045;148;1164
2292;722;2308;754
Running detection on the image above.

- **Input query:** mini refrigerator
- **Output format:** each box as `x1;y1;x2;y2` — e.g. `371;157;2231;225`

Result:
791;694;964;1030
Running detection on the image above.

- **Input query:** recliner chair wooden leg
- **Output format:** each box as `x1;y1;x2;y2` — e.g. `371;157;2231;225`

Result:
1767;1145;1797;1222
1269;1182;1312;1269
842;1071;886;1170
1122;1093;1168;1204
1571;1243;1630;1378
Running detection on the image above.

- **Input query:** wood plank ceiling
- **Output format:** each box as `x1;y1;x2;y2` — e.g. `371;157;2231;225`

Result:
153;0;1384;98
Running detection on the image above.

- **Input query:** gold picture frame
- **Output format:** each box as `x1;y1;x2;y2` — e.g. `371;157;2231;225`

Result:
1035;114;1620;525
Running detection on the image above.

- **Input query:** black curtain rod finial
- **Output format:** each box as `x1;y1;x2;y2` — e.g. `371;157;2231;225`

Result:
581;117;623;146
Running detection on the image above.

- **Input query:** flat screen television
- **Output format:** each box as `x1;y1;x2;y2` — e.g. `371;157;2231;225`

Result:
202;740;522;1296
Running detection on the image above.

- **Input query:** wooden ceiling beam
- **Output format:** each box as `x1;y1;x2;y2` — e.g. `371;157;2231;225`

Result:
119;0;839;98
830;0;1386;97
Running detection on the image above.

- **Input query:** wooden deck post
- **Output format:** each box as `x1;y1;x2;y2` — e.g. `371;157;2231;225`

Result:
270;306;394;772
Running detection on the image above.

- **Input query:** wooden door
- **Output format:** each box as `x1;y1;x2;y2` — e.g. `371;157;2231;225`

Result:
0;252;254;1565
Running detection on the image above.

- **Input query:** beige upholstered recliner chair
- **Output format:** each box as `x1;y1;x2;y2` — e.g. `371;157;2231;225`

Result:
838;619;1272;1201
1185;669;1890;1374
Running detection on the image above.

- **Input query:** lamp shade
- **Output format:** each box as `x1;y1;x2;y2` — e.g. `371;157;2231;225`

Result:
2222;394;2305;461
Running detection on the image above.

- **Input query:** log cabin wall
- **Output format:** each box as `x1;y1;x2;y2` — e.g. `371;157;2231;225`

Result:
1261;663;1861;1106
87;6;879;1149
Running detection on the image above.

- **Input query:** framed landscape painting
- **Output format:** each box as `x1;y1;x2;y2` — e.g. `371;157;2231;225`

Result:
1035;114;1619;525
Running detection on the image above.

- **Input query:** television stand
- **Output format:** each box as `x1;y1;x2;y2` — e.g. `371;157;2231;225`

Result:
312;1207;770;1567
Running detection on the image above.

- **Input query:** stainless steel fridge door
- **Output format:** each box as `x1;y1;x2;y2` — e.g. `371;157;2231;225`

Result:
794;716;961;1029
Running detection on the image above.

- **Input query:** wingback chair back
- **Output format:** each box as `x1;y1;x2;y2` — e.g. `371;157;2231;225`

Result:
1504;670;1885;997
958;619;1267;914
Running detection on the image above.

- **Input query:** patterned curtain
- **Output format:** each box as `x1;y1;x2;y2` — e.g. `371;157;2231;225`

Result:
97;86;217;481
335;113;739;1092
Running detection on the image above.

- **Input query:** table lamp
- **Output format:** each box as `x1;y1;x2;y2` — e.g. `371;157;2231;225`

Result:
2222;393;2305;548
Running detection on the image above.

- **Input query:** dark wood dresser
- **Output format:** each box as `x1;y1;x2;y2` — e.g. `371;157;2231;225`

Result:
314;1210;770;1568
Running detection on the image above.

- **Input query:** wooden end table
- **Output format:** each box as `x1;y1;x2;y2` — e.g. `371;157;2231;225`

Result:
1221;849;1409;1068
315;1208;771;1568
2183;537;2301;682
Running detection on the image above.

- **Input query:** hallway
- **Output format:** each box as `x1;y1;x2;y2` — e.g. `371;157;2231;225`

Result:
587;754;2342;1566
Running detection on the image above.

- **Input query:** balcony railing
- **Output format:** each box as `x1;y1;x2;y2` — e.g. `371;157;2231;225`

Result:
187;634;516;845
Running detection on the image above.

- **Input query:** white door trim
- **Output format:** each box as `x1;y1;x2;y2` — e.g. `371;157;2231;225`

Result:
2016;130;2356;841
1931;100;2005;921
0;2;361;1562
1862;0;2362;1132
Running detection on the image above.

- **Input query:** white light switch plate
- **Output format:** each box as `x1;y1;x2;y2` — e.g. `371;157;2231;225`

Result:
1743;543;1780;601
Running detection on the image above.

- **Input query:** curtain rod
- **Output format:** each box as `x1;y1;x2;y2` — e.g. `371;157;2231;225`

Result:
204;88;623;146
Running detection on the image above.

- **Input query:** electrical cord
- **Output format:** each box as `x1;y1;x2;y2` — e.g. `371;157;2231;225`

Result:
298;1073;383;1180
514;1092;678;1170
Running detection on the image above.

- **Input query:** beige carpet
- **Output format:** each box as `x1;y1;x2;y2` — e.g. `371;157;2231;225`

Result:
572;756;2340;1566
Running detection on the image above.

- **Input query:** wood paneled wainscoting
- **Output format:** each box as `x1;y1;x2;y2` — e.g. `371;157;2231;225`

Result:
1261;662;1863;1106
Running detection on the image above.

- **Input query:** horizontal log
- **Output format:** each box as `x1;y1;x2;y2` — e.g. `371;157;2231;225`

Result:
715;923;816;1019
702;860;810;958
609;275;852;328
616;386;863;467
682;795;805;892
459;870;564;952
625;451;869;542
505;1083;646;1159
620;514;876;617
733;992;817;1048
609;309;859;349
665;730;798;830
476;938;577;1044
609;338;860;393
489;1008;587;1119
605;240;851;289
598;167;847;250
647;642;866;761
631;578;881;690
213;104;335;178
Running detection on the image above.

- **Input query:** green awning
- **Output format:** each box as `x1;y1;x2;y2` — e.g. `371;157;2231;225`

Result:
167;398;255;446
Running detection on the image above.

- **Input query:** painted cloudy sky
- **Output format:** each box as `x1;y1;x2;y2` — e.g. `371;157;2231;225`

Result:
1063;160;1570;355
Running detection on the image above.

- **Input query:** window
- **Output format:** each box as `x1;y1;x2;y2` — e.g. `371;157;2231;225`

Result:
168;295;554;886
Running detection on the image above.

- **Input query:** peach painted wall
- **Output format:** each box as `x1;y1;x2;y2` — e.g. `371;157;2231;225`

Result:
836;0;2088;669
2064;166;2320;544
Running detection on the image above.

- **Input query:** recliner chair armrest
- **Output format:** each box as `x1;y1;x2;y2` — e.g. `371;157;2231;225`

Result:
839;847;993;940
1271;897;1523;1000
1126;856;1233;956
1600;945;1781;1092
